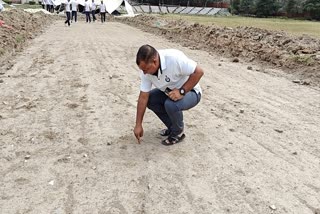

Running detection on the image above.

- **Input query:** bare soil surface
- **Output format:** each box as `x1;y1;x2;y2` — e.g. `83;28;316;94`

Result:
1;11;320;214
0;9;58;65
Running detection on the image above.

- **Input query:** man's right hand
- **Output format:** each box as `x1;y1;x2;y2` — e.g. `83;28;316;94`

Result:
133;125;143;144
134;91;149;144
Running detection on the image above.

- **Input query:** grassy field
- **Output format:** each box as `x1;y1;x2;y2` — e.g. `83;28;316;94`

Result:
163;14;320;38
4;3;42;9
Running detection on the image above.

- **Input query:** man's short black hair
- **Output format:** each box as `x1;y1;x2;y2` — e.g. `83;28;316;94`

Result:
136;44;158;65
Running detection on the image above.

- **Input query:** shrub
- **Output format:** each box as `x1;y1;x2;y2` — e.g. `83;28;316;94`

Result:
3;0;12;4
304;0;320;20
15;35;25;43
0;48;5;56
29;0;36;4
292;55;315;66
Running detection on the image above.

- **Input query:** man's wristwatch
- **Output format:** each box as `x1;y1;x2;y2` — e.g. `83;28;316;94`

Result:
179;88;186;96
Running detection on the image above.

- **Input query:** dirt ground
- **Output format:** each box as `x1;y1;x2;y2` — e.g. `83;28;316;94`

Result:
1;11;320;214
0;9;58;61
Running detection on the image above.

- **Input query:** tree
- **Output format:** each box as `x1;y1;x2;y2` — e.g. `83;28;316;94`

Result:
286;0;298;14
255;0;279;17
231;0;241;14
239;0;255;15
304;0;320;20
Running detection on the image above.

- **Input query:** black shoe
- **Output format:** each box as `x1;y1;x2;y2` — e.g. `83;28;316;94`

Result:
159;129;171;136
161;133;186;146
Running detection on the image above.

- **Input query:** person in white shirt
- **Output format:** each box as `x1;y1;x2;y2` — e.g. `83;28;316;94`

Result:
41;0;45;9
0;2;4;12
99;0;107;23
84;0;91;23
48;0;54;13
45;0;50;12
134;44;204;146
91;0;96;22
71;0;78;22
64;0;71;26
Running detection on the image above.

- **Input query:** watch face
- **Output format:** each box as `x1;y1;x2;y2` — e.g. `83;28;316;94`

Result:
180;88;185;95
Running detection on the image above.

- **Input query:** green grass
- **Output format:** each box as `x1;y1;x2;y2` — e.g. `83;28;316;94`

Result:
9;3;42;9
163;14;320;38
292;55;315;66
15;35;25;43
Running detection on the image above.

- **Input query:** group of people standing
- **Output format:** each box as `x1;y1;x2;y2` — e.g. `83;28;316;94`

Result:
64;0;109;26
41;0;55;13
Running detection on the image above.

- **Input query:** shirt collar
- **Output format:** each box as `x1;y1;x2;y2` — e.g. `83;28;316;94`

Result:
156;51;166;78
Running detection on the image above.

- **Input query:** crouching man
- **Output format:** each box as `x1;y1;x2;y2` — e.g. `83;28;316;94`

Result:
134;44;204;146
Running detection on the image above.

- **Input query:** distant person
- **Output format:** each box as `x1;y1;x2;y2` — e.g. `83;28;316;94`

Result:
91;0;96;22
99;0;107;23
84;0;91;23
71;0;78;22
41;0;45;9
0;2;3;12
45;0;50;12
48;0;54;13
133;44;204;146
64;0;71;26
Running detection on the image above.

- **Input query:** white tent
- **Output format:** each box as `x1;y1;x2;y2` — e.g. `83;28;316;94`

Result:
105;0;122;13
124;0;134;16
101;0;135;15
51;0;63;6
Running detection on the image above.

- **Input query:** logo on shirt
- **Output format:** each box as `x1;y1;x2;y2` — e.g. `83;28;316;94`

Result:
165;75;170;82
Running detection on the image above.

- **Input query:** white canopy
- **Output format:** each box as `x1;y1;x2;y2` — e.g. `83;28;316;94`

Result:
105;0;122;14
124;0;134;16
51;0;63;6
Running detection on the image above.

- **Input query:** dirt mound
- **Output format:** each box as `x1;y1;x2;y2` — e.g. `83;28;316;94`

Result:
0;9;58;64
118;14;320;86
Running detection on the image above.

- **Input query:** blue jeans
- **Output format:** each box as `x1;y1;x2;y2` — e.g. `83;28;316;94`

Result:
147;88;201;136
72;11;77;22
91;10;96;21
85;11;91;22
65;12;71;26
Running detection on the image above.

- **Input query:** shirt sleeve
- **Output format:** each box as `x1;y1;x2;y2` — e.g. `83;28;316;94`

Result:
177;53;197;76
140;71;152;92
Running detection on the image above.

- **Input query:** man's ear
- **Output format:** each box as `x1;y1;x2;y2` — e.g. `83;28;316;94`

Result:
153;57;158;65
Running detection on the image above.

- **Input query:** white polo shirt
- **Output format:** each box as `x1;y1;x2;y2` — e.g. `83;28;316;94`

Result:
84;1;90;11
91;2;96;10
65;1;71;12
140;49;202;95
71;0;78;11
100;3;106;12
